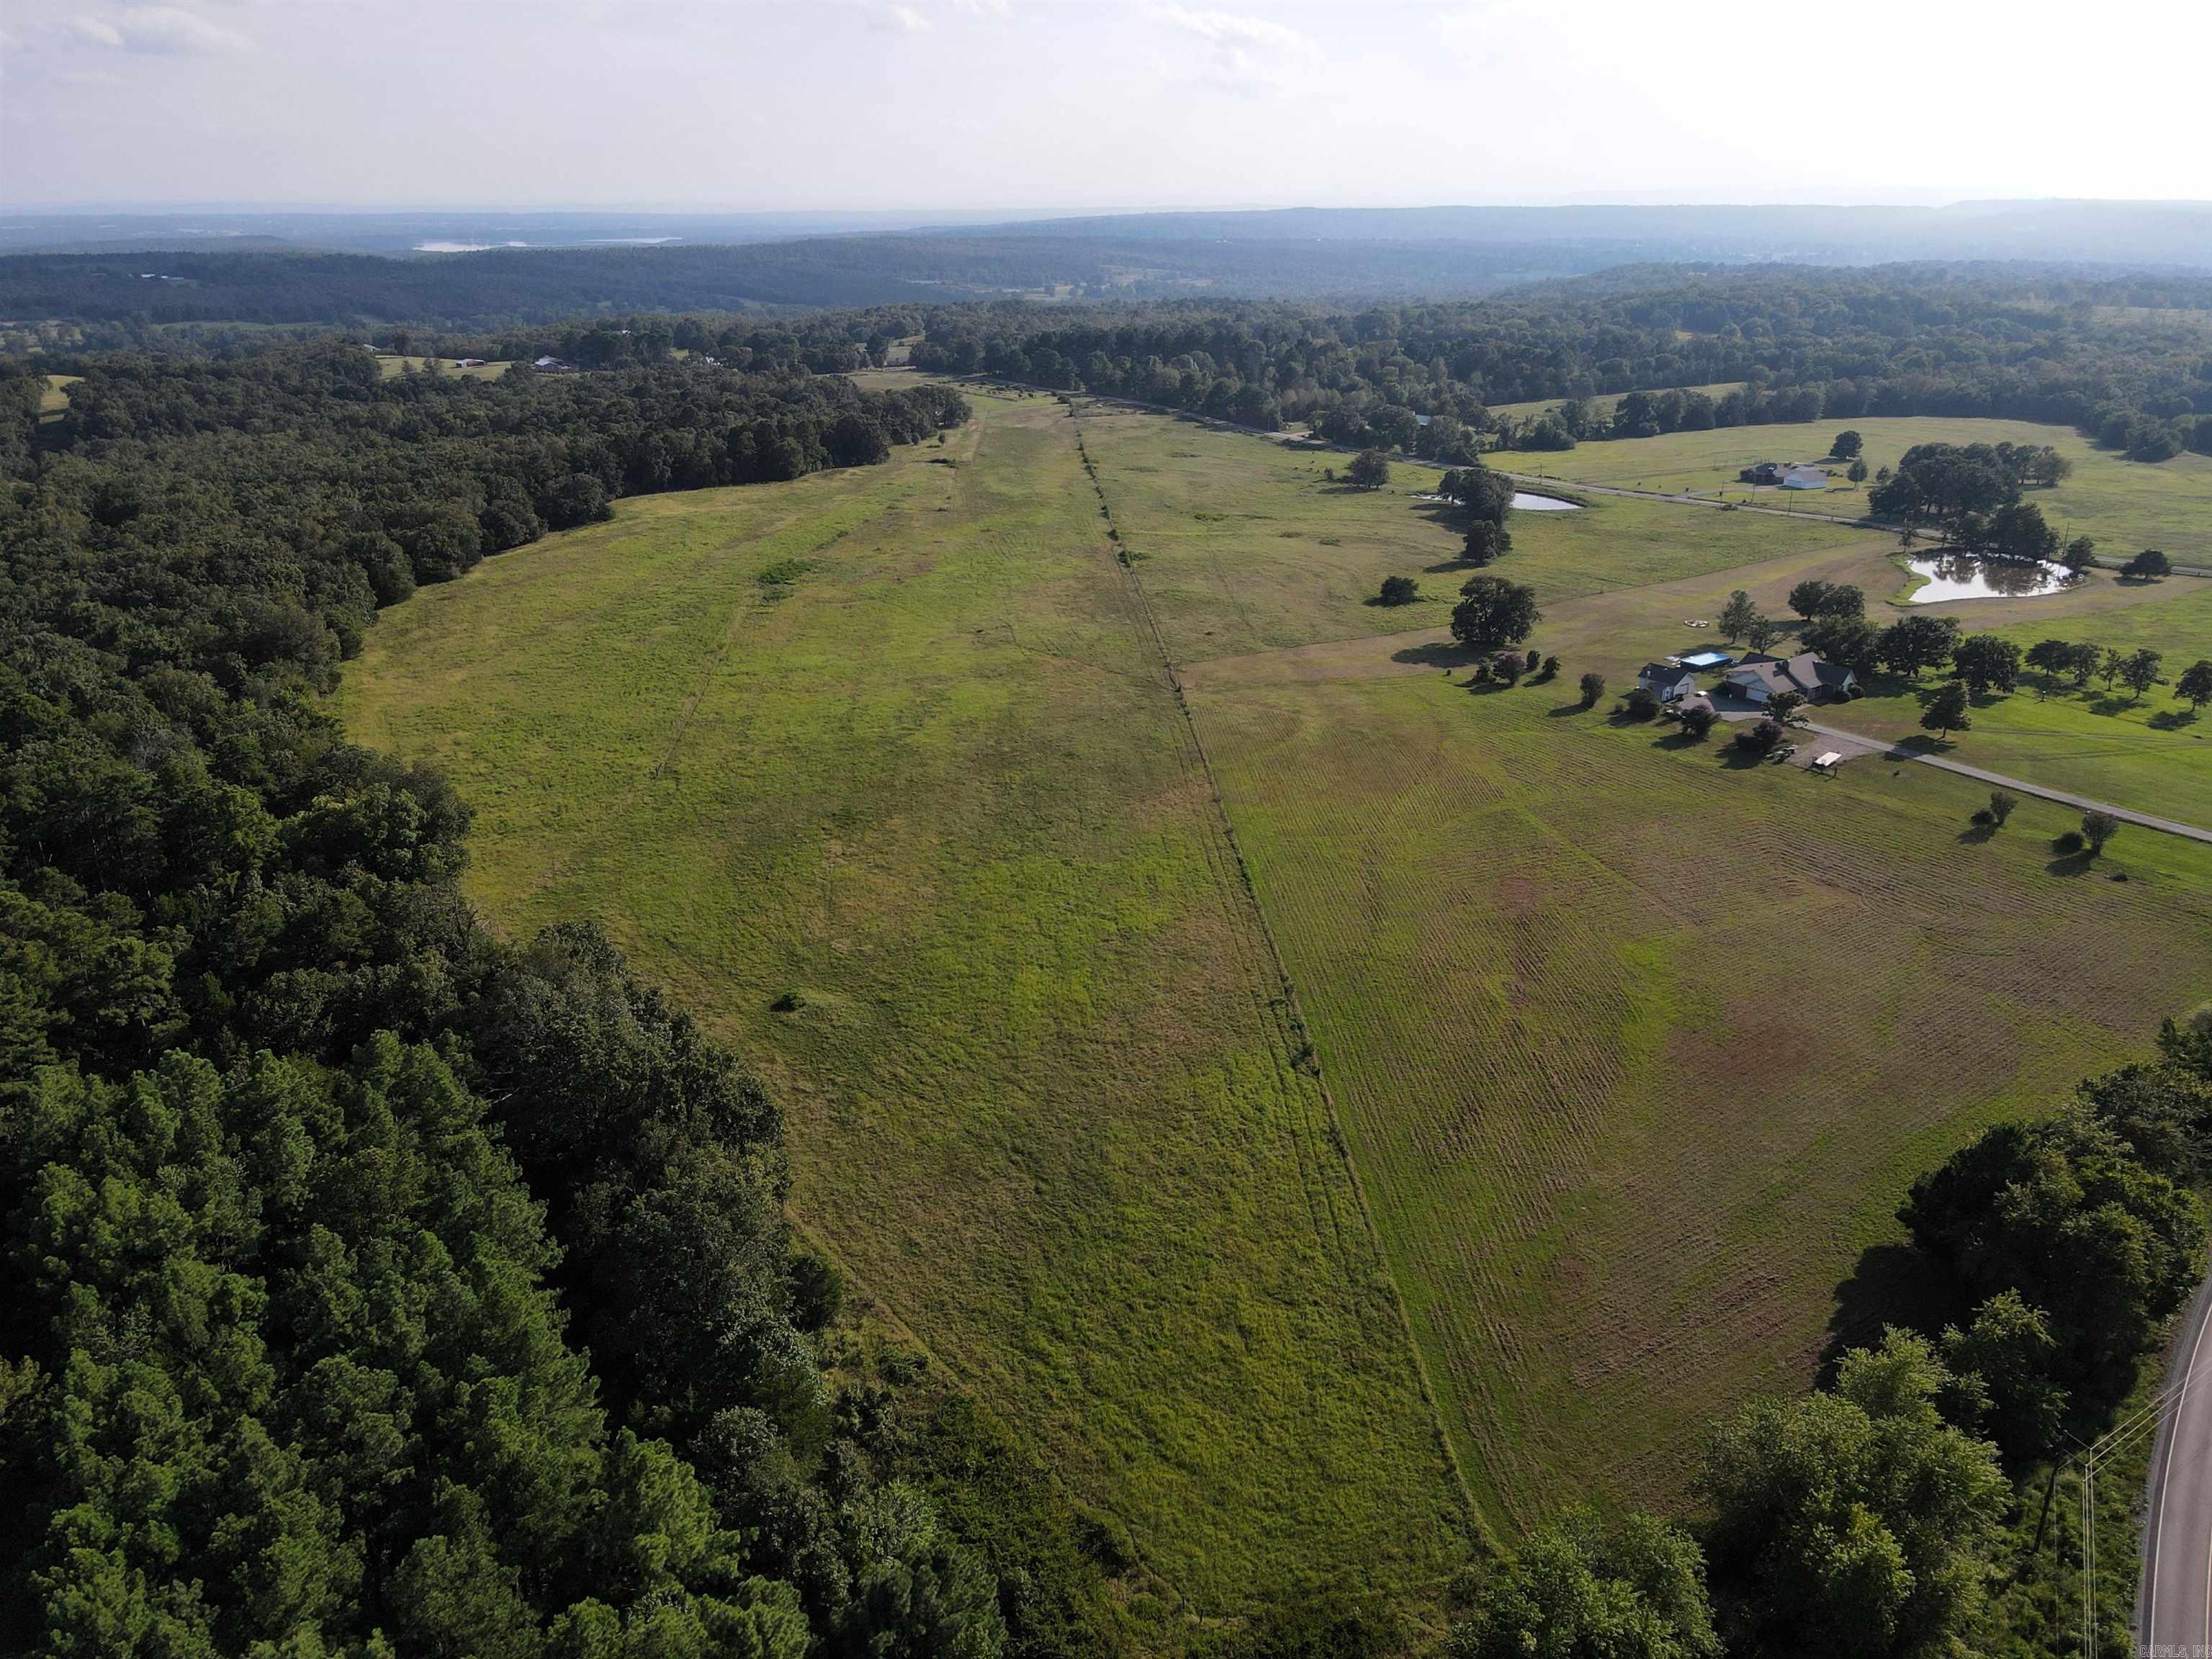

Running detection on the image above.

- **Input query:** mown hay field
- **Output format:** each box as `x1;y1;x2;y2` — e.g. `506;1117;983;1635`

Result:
336;394;1470;1617
1491;416;2212;562
1179;644;2212;1524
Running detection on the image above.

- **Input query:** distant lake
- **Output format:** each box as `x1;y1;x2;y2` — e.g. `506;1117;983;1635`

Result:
1511;492;1581;511
1905;554;2074;603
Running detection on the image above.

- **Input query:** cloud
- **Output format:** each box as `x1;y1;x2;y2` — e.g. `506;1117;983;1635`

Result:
1143;3;1322;94
68;5;252;55
1148;4;1321;60
868;3;933;32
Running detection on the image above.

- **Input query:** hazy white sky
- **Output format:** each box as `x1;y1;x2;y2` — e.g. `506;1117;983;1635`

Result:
6;0;2208;211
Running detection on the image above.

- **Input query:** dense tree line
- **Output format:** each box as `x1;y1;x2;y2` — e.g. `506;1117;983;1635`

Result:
908;265;2212;462
0;338;1121;1658
0;234;1639;332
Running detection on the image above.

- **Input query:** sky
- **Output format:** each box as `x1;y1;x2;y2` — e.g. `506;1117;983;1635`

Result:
5;0;2210;212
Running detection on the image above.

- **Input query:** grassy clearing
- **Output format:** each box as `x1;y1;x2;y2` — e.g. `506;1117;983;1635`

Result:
1491;416;2212;562
373;353;512;380
1486;381;1746;423
1179;639;2212;1527
336;395;1469;1617
1072;401;1887;661
37;373;80;417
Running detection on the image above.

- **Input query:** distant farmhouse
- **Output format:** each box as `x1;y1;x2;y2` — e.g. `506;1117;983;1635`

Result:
1636;662;1701;703
1738;462;1830;490
534;356;578;373
1724;651;1857;705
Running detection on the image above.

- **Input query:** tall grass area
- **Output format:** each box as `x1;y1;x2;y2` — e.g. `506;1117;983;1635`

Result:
1492;415;2212;562
1180;642;2212;1529
335;397;1470;1619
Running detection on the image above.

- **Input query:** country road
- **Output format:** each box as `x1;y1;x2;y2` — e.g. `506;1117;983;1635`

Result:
2139;1264;2212;1656
1791;720;2212;846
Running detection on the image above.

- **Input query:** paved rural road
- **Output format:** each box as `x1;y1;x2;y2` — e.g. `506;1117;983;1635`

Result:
2139;1264;2212;1657
1791;719;2212;846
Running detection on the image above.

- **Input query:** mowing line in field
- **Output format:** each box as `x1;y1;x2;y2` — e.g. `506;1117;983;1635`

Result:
1070;400;1488;1543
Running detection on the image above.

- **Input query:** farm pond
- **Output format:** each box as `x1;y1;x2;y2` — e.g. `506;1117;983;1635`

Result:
1511;492;1582;511
1905;554;2074;603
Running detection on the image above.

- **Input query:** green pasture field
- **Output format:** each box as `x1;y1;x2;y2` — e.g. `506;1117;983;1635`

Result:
1491;415;2212;562
1485;381;1745;423
335;395;1470;1617
38;373;80;416
338;373;2212;1579
374;352;512;379
1179;639;2212;1524
1072;400;1892;662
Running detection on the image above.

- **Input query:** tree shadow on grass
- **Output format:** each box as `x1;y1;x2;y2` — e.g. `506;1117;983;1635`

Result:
2046;850;2097;877
1390;639;1476;669
1820;1242;1961;1382
1545;701;1596;718
2149;708;2199;732
1956;824;1996;846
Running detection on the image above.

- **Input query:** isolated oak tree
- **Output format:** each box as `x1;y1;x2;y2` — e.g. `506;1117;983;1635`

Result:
2176;658;2212;711
1450;575;1541;652
2120;647;2163;702
1922;680;1972;738
1462;520;1510;565
1346;447;1391;489
1578;671;1606;709
1717;590;1758;642
2082;810;2121;856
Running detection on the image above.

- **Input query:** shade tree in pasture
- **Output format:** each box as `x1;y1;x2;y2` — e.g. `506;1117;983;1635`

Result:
2175;659;2212;711
1922;680;1972;739
2118;648;2163;702
1450;575;1542;653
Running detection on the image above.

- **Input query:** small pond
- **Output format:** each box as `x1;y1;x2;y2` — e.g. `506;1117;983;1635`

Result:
1511;491;1582;511
1905;554;2075;603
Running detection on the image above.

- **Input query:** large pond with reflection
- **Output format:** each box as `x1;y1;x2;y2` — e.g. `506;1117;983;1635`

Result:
1905;554;2076;603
